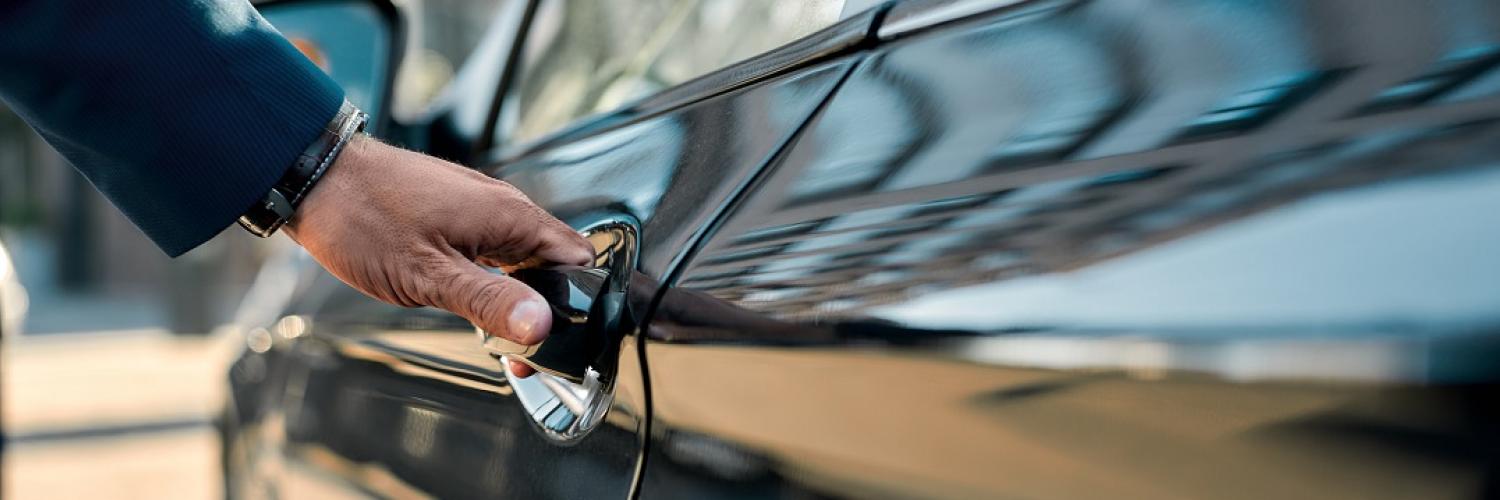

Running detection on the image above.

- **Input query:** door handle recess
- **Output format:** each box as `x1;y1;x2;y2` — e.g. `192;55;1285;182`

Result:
483;266;614;383
474;219;637;441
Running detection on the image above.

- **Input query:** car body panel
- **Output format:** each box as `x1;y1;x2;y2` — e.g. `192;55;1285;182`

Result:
495;59;860;280
224;18;861;500
225;0;1500;498
647;0;1500;498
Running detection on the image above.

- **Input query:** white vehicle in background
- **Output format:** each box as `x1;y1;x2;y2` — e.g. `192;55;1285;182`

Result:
0;239;28;338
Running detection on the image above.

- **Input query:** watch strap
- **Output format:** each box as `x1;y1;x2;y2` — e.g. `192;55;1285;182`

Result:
238;100;367;237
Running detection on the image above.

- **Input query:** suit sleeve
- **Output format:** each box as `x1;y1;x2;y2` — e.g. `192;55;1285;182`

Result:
0;0;345;256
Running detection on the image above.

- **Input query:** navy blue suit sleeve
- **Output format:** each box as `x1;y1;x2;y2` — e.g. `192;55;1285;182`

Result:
0;0;344;256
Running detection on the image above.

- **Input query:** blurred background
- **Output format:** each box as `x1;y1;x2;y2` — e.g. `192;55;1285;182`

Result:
0;1;507;497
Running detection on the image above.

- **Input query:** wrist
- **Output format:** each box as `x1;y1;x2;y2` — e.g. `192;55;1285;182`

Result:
284;133;370;239
237;100;367;238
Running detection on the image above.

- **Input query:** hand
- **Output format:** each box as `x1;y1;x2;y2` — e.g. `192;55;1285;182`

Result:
283;135;593;377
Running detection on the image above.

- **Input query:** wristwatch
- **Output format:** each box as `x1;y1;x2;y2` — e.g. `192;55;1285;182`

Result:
237;100;368;237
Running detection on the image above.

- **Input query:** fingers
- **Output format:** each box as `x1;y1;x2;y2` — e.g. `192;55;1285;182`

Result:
428;258;553;345
477;225;592;272
508;359;537;378
472;193;594;269
286;138;581;353
522;214;595;267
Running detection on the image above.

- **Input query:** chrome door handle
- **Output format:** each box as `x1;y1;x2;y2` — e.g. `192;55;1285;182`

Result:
481;266;613;382
474;219;638;441
477;220;637;383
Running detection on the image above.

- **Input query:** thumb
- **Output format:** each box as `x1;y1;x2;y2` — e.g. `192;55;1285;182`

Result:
428;258;553;345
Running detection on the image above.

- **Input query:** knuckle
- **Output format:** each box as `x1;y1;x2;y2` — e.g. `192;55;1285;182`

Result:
405;250;458;306
408;244;450;278
492;179;526;197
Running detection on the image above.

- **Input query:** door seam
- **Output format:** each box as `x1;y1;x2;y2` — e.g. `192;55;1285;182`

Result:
623;52;872;500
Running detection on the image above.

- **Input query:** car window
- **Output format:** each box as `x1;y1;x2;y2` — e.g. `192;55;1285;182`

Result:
502;0;847;147
392;0;508;117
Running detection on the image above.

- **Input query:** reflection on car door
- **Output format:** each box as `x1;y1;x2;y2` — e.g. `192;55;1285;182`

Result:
271;6;871;500
646;1;1500;498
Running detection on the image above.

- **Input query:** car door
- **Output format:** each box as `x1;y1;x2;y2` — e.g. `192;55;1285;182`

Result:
264;1;868;498
644;0;1500;498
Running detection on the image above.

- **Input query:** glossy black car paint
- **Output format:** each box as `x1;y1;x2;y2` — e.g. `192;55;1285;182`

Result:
223;3;875;498
651;1;1500;498
224;0;1500;498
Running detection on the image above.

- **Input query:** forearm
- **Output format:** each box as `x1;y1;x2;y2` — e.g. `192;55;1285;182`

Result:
0;0;343;256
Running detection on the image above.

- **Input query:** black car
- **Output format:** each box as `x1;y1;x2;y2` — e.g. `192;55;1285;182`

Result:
222;0;1500;498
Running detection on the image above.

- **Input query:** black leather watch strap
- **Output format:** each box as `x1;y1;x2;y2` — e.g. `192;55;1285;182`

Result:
238;100;367;237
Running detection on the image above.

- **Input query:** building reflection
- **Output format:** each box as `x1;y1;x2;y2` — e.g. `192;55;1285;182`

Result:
678;0;1500;330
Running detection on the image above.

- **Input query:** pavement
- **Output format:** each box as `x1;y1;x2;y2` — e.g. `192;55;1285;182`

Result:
3;329;238;499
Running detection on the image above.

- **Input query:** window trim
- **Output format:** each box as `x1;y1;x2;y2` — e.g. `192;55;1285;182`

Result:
473;0;541;157
483;0;892;165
